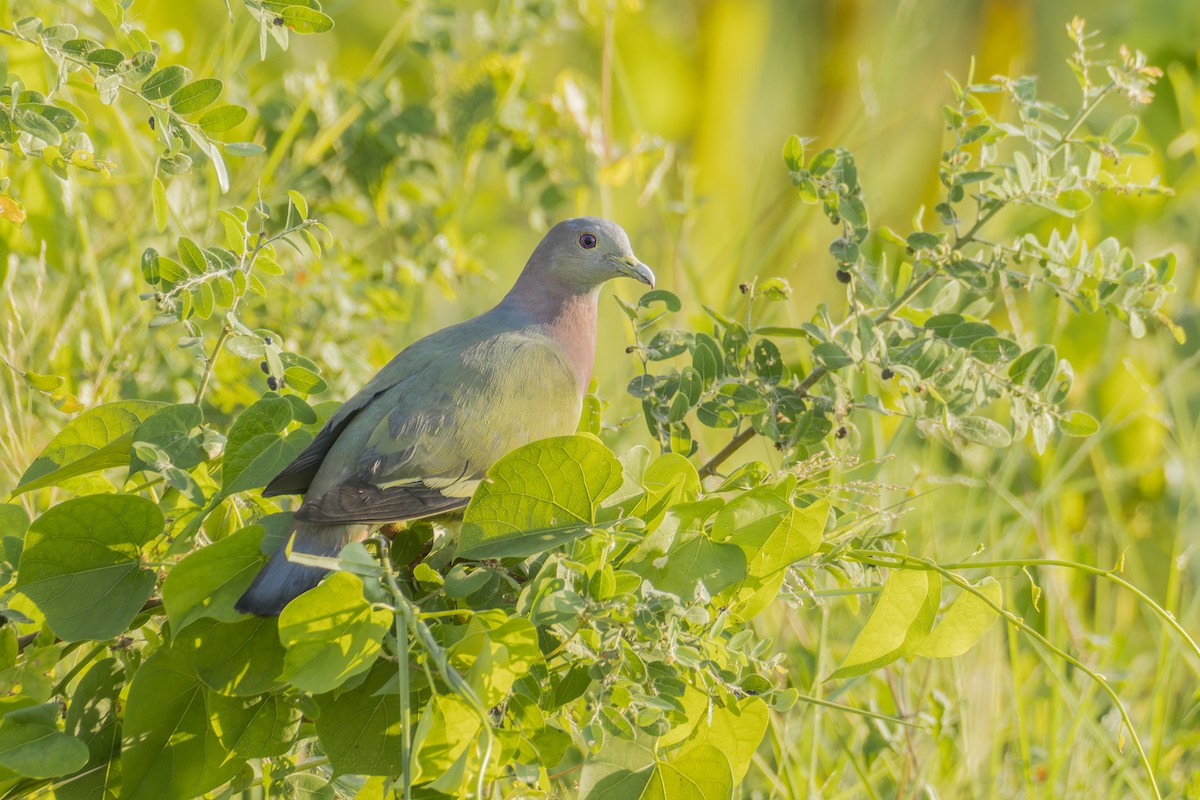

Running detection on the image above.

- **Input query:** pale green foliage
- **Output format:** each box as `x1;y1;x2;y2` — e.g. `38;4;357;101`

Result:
0;3;1195;800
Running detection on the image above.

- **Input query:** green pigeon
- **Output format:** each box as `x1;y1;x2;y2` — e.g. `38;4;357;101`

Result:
236;217;654;615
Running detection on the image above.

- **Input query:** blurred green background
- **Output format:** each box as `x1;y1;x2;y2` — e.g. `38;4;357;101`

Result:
2;0;1199;795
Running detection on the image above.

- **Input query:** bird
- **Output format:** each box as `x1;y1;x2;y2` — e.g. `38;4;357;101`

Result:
235;217;654;616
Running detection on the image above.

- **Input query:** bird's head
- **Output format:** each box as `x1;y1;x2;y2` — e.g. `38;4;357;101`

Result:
529;217;655;291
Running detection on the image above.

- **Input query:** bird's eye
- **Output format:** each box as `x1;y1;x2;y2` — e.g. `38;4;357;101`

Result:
579;233;597;249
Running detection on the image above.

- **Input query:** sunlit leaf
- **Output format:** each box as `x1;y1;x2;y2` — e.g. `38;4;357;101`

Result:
828;569;941;680
14;401;163;494
458;435;623;559
139;65;191;100
913;577;1003;658
278;571;391;693
170;78;223;114
120;647;243;800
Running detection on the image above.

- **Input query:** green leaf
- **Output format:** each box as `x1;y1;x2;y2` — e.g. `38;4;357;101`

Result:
457;435;623;559
638;289;682;312
193;281;215;318
945;321;996;348
15;400;163;494
197;103;248;134
812;342;853;370
627;498;746;599
1106;114;1138;146
223;141;265;157
93;0;123;27
718;477;824;574
278;571;391;694
1055;189;1092;212
15;110;61;145
828;569;941;680
62;38;100;58
809;148;836;176
715;477;826;618
906;231;943;250
280;6;335;33
913;577;1003;658
85;48;125;70
1059;410;1100;436
0;504;30;538
1008;345;1057;391
315;662;404;776
169;78;222;114
969;335;1021;364
0;702;89;778
447;609;539;707
120;50;157;85
411;693;482;790
176;241;210;273
605;449;701;531
208;692;300;759
782;134;804;172
174;616;285;696
15;495;161;642
119;647;243;800
676;697;768;783
755;276;792;301
22;370;63;393
951;415;1012;447
579;739;734;800
60;658;124;800
129;403;206;477
287;189;308;221
752;338;784;383
139;65;191;100
163;525;265;631
220;396;312;498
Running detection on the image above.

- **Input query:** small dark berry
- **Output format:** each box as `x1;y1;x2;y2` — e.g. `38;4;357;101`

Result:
835;427;848;439
836;270;851;284
881;367;894;380
267;376;278;391
738;283;752;294
260;361;269;374
273;16;284;25
148;116;155;130
774;441;785;451
625;345;635;354
264;335;274;345
830;215;841;225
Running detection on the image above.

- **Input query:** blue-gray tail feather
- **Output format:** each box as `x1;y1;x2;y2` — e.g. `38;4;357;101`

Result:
235;522;353;617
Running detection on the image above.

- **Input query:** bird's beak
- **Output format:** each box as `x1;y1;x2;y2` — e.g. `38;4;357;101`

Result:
613;255;656;288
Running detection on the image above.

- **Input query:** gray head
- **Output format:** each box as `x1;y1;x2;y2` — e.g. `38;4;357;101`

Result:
519;217;655;293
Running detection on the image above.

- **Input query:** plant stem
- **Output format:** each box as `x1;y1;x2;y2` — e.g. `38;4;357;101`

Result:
376;536;494;799
194;322;232;404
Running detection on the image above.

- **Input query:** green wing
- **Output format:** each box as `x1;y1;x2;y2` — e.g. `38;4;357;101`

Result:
273;324;582;525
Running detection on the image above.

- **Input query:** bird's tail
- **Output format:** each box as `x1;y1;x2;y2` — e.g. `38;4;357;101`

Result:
235;520;359;617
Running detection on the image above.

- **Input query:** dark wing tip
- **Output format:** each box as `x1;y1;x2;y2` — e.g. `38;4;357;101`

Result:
295;482;470;525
